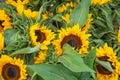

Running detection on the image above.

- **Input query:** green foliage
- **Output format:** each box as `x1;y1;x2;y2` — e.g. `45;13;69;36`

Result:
58;44;95;73
36;1;50;23
28;64;77;80
0;0;120;80
96;58;113;72
4;29;29;52
10;45;40;56
70;0;91;27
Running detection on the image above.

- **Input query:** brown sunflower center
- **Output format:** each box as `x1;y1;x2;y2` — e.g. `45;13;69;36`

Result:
35;30;46;43
2;63;20;80
61;34;82;50
0;20;4;28
96;56;113;75
13;0;17;2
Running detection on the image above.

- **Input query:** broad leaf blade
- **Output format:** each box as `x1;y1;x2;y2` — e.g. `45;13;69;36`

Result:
58;44;95;73
79;47;96;80
70;0;91;27
28;64;77;80
10;45;40;56
96;58;113;72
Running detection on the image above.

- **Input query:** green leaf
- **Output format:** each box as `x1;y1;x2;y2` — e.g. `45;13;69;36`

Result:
70;0;91;27
36;1;50;23
101;6;114;31
79;47;97;80
52;14;62;22
27;64;77;80
10;45;40;56
21;12;27;26
4;29;18;45
96;58;113;72
84;47;96;68
58;44;95;73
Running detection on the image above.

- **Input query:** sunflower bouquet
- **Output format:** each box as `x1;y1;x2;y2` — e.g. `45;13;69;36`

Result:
0;0;120;80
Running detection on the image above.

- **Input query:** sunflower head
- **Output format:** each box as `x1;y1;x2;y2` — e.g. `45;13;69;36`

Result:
57;4;67;13
16;4;38;19
62;13;70;23
34;51;47;64
0;55;27;80
6;0;29;7
96;43;120;80
91;0;112;5
82;14;93;31
0;10;12;32
0;32;4;51
29;24;55;50
118;27;120;44
53;24;91;56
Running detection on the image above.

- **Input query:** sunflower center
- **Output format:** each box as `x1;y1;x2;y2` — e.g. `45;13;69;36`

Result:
2;63;20;80
0;20;4;28
61;34;82;50
35;30;46;43
96;56;113;75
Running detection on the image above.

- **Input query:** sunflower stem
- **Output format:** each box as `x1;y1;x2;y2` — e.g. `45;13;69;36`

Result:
31;72;37;80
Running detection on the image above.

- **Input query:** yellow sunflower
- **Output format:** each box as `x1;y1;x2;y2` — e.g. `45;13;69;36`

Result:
91;0;112;5
0;55;27;80
0;10;12;32
57;4;67;13
34;51;47;64
62;13;70;23
53;24;91;56
0;33;4;51
6;0;29;7
65;1;78;8
96;43;120;80
16;4;38;19
82;14;93;31
118;27;120;44
29;24;55;50
42;11;49;21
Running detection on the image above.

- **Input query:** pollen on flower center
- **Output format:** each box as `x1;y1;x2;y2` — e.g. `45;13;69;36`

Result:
96;56;113;75
35;30;46;43
2;63;20;80
61;34;82;50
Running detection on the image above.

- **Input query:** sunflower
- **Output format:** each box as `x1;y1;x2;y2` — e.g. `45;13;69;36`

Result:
91;0;112;5
34;51;47;64
0;33;4;51
82;14;93;31
96;43;120;80
42;11;49;21
57;4;67;13
0;10;12;32
53;24;91;56
29;24;55;50
0;55;27;80
62;13;70;23
118;27;120;44
6;0;29;7
16;4;38;19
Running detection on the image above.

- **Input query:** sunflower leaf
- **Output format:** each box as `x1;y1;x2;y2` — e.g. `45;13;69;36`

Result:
58;44;95;73
4;29;18;45
79;47;97;80
10;45;40;56
27;64;77;80
70;0;91;27
36;1;50;23
96;58;113;72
